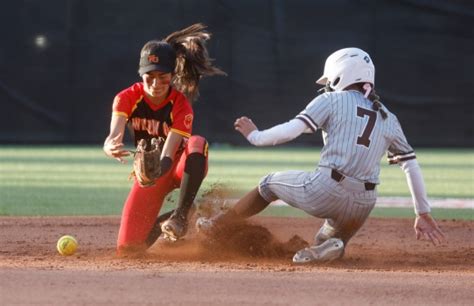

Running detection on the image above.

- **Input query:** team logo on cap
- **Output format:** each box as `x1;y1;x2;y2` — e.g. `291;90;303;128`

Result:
148;55;159;63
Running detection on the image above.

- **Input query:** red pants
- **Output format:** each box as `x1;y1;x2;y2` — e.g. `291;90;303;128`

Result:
117;135;208;250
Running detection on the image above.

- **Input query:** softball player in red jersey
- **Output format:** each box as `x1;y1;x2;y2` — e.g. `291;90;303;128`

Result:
197;47;445;264
103;24;224;255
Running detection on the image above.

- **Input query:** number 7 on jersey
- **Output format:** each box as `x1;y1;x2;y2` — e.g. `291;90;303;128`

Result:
356;107;377;148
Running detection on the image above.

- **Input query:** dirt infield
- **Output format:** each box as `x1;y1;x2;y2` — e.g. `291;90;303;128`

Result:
1;216;473;305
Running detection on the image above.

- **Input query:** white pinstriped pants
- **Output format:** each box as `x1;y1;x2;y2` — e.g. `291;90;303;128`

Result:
258;168;377;244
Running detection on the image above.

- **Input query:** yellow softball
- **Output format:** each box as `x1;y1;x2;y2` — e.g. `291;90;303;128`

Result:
56;235;78;256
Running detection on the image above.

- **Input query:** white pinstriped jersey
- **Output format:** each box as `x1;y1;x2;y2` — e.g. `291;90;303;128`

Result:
296;90;415;184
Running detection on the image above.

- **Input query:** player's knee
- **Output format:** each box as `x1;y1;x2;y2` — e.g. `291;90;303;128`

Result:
185;152;207;176
258;174;278;202
187;135;208;155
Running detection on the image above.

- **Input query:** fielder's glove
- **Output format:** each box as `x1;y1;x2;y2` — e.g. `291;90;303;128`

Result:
132;138;162;187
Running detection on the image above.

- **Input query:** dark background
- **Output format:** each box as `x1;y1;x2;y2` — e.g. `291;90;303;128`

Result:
1;0;473;146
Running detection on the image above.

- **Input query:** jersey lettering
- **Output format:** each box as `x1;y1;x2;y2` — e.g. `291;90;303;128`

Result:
131;117;161;137
356;107;377;148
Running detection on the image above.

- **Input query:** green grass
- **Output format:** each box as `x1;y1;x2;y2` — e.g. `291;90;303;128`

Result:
0;146;472;218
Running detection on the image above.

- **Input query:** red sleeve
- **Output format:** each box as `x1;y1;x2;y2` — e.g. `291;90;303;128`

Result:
112;83;143;118
170;92;194;138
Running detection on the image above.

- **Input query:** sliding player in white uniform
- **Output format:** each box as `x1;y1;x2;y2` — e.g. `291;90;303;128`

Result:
197;47;445;263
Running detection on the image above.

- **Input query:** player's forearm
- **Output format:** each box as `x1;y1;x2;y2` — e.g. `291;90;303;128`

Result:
103;115;128;160
160;131;183;175
246;119;307;146
400;159;431;215
161;131;183;159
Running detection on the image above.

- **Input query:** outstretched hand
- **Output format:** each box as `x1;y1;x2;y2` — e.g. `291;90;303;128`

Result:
104;134;130;163
234;116;258;138
414;213;446;246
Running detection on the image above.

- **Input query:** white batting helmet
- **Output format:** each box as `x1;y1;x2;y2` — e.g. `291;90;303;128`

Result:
316;47;375;92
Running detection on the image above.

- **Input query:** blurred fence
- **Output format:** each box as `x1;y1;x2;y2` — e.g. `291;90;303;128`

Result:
0;0;473;146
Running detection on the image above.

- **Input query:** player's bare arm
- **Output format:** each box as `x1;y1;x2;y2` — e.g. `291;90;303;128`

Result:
103;115;130;163
234;116;257;137
158;131;184;176
161;131;184;159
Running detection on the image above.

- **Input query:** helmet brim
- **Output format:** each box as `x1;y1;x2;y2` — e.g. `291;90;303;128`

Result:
316;76;327;85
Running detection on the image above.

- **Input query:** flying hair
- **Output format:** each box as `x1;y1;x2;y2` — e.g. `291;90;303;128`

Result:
165;23;226;102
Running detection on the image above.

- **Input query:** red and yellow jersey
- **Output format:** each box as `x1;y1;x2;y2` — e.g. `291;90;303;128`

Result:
112;82;194;146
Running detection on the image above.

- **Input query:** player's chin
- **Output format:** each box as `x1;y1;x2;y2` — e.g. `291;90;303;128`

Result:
151;87;167;96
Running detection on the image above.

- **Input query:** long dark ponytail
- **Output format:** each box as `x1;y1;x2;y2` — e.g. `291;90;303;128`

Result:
367;88;387;119
165;23;226;102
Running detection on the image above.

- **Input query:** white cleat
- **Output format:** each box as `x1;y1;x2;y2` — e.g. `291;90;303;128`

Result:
292;238;344;264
